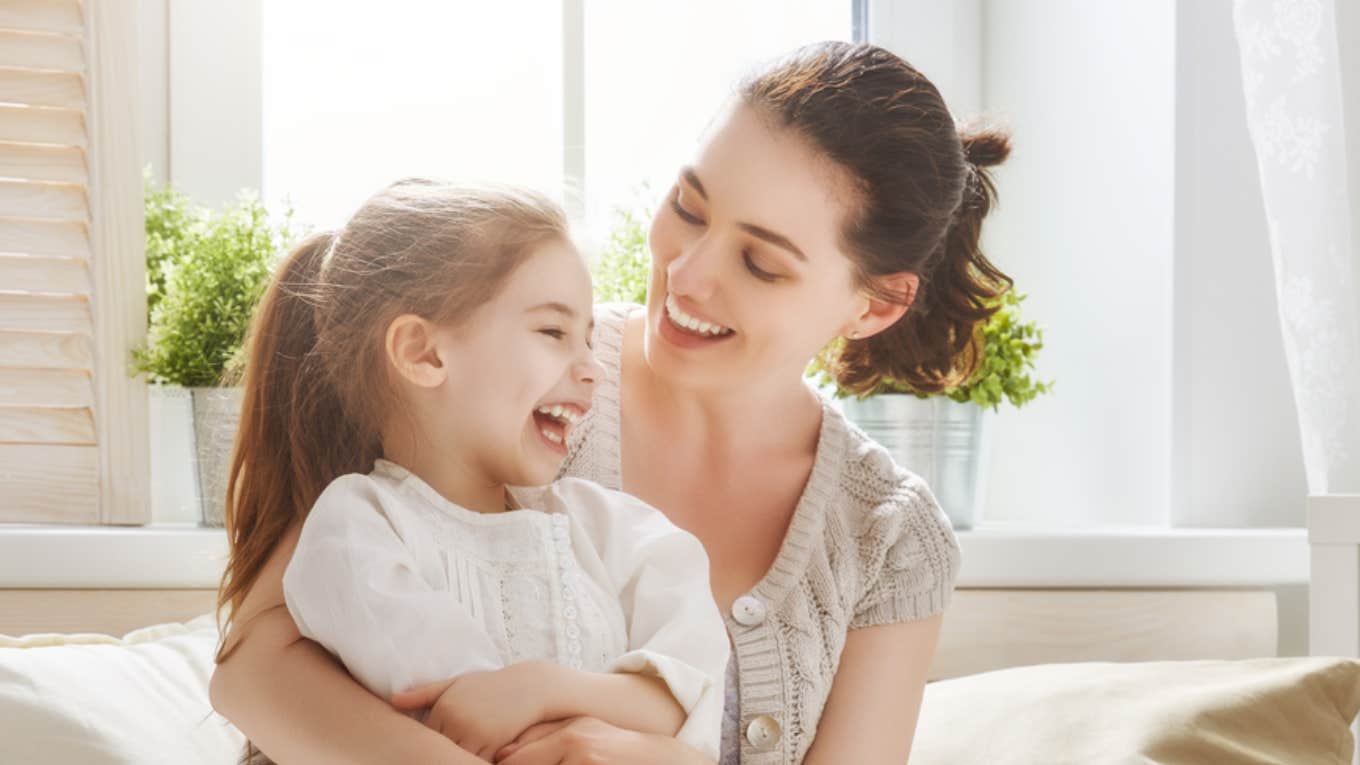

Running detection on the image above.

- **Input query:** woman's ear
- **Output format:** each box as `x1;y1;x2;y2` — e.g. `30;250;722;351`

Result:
385;314;447;388
842;272;919;339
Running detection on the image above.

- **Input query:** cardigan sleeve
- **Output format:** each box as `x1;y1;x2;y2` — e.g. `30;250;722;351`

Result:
282;474;503;701
549;478;730;761
849;450;963;630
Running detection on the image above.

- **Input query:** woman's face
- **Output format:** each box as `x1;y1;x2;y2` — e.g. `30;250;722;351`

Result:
644;102;867;393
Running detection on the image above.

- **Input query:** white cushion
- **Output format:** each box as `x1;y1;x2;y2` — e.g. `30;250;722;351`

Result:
0;613;243;765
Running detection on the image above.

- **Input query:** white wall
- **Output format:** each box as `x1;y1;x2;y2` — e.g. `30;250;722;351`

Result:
139;0;262;207
1172;0;1306;527
976;0;1177;527
1340;0;1360;339
869;0;981;117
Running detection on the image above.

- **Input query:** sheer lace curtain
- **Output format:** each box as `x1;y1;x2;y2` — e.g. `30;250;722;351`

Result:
1233;0;1360;496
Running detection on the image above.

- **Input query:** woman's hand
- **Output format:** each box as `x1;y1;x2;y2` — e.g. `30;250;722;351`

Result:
492;717;714;765
392;661;561;761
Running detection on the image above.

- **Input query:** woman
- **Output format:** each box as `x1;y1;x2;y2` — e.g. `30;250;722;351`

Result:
210;41;1010;764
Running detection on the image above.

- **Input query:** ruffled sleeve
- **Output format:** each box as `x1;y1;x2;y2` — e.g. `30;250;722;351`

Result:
548;478;730;760
282;474;502;700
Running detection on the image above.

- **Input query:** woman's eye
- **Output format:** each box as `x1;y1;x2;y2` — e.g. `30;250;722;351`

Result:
743;252;781;283
539;328;566;340
670;194;705;226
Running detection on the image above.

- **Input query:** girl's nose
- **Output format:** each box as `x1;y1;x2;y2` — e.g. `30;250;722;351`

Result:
577;351;606;387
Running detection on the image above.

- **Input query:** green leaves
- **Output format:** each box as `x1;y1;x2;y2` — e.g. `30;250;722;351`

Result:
591;204;651;305
810;289;1055;411
134;177;296;387
941;290;1054;411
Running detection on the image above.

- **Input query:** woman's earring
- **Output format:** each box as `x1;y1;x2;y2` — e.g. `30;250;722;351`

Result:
848;330;860;339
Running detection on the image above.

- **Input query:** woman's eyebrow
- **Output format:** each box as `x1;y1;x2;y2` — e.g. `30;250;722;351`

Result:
739;223;807;262
682;166;807;262
681;167;708;199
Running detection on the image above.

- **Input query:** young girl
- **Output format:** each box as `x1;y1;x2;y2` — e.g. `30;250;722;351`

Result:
223;178;728;763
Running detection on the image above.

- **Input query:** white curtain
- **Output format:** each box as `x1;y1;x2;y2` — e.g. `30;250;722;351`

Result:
1234;0;1360;494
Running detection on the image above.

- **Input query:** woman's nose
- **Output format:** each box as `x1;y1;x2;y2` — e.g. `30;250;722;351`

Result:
666;239;720;302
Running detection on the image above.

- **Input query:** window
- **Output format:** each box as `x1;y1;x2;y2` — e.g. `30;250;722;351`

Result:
257;1;853;235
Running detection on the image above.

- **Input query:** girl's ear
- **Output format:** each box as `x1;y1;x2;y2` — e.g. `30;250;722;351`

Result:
385;314;447;388
841;272;919;339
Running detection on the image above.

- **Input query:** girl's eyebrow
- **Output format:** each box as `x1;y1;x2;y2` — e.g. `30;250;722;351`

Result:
683;166;807;262
526;303;595;333
526;302;577;318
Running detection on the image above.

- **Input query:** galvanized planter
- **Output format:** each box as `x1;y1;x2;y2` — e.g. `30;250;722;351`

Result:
148;385;242;527
190;386;245;527
838;395;992;529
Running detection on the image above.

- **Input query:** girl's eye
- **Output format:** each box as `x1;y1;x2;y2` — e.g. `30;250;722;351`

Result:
539;328;566;340
670;191;705;226
743;252;781;283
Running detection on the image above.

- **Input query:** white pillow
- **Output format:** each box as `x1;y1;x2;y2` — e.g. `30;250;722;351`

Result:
0;613;244;765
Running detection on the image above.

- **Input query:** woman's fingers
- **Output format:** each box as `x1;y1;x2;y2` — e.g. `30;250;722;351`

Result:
497;735;566;765
493;719;570;763
390;678;456;710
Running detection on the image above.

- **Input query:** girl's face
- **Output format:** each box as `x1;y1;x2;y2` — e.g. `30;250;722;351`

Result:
644;102;867;393
432;238;604;488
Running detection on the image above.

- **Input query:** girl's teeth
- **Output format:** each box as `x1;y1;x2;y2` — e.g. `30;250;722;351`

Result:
542;429;563;444
536;405;580;425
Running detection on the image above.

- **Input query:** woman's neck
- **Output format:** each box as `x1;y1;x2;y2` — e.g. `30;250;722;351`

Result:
625;313;823;462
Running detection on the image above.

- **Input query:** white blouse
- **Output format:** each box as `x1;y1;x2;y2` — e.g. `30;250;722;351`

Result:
282;459;729;758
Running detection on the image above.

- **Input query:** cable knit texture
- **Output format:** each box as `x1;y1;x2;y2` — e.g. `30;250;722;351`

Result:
559;304;963;764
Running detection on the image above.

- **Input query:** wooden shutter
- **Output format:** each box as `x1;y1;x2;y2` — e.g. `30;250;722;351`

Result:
0;0;148;524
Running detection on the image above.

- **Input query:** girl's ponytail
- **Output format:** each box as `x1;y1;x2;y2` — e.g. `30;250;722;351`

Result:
214;231;378;663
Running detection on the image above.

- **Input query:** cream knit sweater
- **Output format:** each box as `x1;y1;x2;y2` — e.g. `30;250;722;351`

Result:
559;304;962;764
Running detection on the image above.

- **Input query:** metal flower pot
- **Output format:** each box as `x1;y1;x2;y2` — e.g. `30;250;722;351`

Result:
838;395;991;529
190;386;245;527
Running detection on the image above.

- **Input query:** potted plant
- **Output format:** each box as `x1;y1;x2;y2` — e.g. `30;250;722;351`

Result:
809;289;1053;528
136;174;294;526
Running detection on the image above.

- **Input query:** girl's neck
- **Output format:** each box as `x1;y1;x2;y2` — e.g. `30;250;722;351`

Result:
380;427;509;515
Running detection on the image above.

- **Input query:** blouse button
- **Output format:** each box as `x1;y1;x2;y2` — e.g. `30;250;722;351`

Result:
565;623;581;639
745;715;782;750
731;595;767;627
563;604;578;620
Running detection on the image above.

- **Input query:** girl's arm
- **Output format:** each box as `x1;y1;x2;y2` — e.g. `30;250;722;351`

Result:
393;659;686;740
540;662;685;736
208;523;479;765
801;613;945;764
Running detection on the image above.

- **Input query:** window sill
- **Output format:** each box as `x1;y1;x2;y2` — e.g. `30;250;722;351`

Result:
0;524;1309;589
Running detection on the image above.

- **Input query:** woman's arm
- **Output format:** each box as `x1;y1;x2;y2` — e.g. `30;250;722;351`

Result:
496;717;716;765
209;522;480;765
801;613;944;764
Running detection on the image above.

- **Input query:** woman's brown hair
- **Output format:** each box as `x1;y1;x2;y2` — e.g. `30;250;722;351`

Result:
741;41;1013;395
214;180;569;666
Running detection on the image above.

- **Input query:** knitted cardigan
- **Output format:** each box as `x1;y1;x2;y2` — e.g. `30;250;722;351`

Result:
559;304;962;764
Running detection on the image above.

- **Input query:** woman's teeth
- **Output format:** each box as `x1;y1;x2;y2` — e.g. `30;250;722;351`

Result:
665;295;734;337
